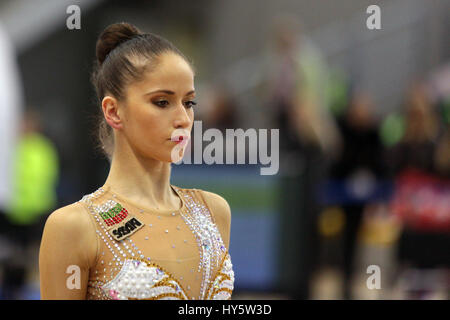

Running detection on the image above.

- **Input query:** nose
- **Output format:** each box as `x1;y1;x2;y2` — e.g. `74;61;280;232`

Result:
173;102;192;129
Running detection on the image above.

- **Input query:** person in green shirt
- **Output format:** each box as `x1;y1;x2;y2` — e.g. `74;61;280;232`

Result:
2;109;59;299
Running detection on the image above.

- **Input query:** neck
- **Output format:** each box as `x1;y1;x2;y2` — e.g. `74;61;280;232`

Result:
103;137;180;211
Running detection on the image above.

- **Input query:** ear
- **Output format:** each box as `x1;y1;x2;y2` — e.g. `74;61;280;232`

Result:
102;96;123;130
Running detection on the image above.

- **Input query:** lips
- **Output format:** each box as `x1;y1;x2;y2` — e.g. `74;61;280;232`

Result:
170;135;190;143
170;128;190;145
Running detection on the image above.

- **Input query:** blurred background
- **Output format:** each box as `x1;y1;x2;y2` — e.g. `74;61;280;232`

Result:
0;0;449;300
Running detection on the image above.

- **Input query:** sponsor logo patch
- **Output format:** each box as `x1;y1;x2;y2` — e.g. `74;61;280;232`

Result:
109;217;144;241
99;203;144;240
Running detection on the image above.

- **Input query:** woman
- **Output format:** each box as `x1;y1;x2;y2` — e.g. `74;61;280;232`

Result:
39;22;234;300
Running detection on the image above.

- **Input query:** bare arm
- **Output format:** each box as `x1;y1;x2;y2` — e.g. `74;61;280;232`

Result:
39;202;98;299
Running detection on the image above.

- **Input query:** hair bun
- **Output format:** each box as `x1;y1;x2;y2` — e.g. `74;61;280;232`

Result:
96;22;141;65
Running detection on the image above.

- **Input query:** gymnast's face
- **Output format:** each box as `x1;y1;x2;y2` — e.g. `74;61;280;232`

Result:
105;51;195;162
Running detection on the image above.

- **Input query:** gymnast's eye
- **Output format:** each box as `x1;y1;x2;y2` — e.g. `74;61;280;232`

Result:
184;100;197;108
153;100;169;108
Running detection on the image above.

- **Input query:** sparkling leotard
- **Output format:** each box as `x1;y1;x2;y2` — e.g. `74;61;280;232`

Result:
78;184;234;300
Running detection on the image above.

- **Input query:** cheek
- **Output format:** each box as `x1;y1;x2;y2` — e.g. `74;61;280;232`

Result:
125;107;164;141
137;114;166;139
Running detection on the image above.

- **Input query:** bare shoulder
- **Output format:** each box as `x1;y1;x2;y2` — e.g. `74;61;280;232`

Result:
42;201;98;265
197;190;231;222
44;201;93;234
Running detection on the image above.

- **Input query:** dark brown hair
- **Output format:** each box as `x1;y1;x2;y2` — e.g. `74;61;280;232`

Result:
91;22;192;161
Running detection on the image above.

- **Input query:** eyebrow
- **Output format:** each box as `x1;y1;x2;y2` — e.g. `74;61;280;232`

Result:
144;89;195;96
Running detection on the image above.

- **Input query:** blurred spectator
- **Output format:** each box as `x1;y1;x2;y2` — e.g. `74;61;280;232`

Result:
329;90;386;299
264;14;341;155
1;109;59;299
7;109;59;225
264;14;340;299
386;82;450;278
386;82;440;176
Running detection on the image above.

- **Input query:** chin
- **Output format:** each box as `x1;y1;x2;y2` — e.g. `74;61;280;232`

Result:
143;144;186;163
152;153;184;164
